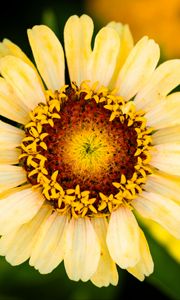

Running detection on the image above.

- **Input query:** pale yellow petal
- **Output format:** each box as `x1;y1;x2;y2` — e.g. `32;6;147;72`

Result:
169;241;180;263
0;184;30;200
134;60;180;111
0;120;25;149
107;22;134;56
0;187;44;234
141;218;180;263
28;25;65;91
0;38;35;68
152;125;180;145
0;148;20;164
0;205;50;265
87;26;120;87
29;212;68;274
127;229;154;281
0;77;29;124
64;14;93;85
145;171;180;204
0;165;27;193
150;144;180;176
146;92;180;129
115;36;160;100
64;217;100;282
132;192;180;239
107;22;134;88
106;206;140;269
91;217;118;287
0;56;46;110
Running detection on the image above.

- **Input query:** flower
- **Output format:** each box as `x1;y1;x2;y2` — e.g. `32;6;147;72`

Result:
0;14;179;287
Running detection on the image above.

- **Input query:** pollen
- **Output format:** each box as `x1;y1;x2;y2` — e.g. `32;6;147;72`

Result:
19;81;153;218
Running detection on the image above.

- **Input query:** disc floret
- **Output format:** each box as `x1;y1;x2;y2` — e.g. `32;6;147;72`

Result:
19;81;153;218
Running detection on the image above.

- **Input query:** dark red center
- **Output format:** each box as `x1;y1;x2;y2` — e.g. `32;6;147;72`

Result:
34;87;138;198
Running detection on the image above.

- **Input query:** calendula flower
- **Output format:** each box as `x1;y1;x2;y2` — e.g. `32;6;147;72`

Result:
0;14;179;287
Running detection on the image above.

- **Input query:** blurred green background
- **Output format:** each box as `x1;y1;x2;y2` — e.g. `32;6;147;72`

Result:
0;0;179;299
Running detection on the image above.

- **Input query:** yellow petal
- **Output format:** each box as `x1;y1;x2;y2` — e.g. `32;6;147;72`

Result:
127;228;154;281
146;92;180;129
91;217;118;287
152;124;180;145
29;212;68;274
64;14;93;85
0;120;25;149
141;218;180;263
150;143;180;176
64;217;100;282
0;205;50;265
0;38;35;69
87;26;120;87
134;59;180;111
106;206;140;269
145;171;180;204
132;192;180;239
0;148;20;164
0;187;44;234
0;77;29;124
115;36;160;100
107;22;134;88
28;25;65;91
0;56;46;110
0;165;27;193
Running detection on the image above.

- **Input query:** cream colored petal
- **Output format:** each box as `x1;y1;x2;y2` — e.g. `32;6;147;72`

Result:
132;192;180;239
107;22;134;51
153;143;180;151
150;144;180;176
134;60;180;111
64;217;100;282
28;25;65;91
115;36;160;100
127;229;154;281
146;92;180;129
0;39;35;68
64;14;93;85
106;206;140;269
29;211;68;274
0;148;20;164
0;165;27;193
152;125;180;145
142;219;180;263
87;27;120;87
0;184;30;200
0;77;29;124
0;205;50;265
91;217;118;287
145;171;180;204
0;56;46;110
107;22;134;88
0;120;25;149
0;187;44;234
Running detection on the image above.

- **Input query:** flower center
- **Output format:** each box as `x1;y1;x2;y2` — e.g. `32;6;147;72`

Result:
19;82;153;218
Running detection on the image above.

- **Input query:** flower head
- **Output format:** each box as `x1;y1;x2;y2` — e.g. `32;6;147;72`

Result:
0;14;179;287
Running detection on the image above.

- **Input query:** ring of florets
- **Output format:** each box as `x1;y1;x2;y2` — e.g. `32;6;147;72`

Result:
19;81;153;218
